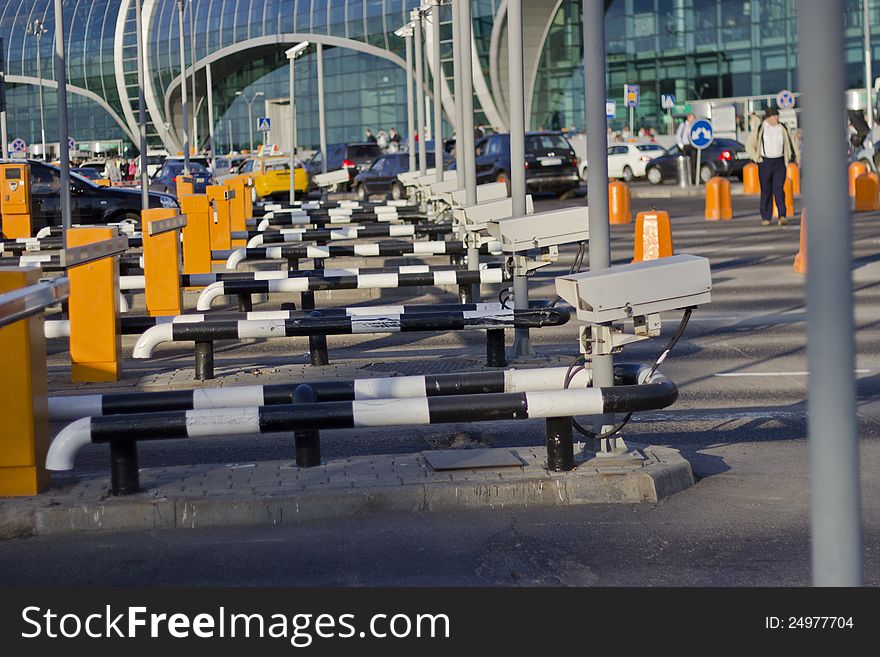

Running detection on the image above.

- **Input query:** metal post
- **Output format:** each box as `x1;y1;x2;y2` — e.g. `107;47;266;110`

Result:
405;28;416;173
866;0;875;129
247;101;254;152
431;1;444;183
189;0;198;150
799;0;863;587
508;0;530;356
289;53;297;204
293;385;321;467
110;441;140;496
413;9;427;177
301;293;329;366
176;0;190;173
486;329;507;367
54;0;71;261
583;0;616;449
545;416;574;472
206;62;215;157
135;0;149;210
28;20;48;162
451;0;465;191
194;340;214;380
459;0;479;301
317;43;327;174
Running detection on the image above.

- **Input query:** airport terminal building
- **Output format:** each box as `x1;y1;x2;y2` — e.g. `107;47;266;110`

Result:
0;0;874;155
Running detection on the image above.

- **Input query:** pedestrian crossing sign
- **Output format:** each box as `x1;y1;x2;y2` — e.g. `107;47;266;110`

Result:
257;116;271;132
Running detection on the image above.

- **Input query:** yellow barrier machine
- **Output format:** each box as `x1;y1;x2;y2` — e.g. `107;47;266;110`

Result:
0;162;32;239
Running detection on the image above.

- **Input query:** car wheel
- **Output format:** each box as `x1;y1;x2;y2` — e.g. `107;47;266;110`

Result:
647;167;663;185
579;163;588;181
115;212;141;232
622;166;634;182
496;172;511;196
356;184;367;201
391;182;405;201
700;164;713;183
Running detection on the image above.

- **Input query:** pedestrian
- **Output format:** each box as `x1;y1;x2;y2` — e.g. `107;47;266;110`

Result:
676;112;696;154
128;159;137;181
745;107;799;226
365;129;377;144
389;127;401;146
377;130;388;149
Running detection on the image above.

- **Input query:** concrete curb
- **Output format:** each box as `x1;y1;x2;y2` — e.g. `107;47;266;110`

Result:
0;445;694;537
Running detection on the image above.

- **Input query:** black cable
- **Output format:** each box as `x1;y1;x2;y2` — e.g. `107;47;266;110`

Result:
549;241;586;308
567;308;694;441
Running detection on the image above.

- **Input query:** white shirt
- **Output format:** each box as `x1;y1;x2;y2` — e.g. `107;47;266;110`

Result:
762;123;784;158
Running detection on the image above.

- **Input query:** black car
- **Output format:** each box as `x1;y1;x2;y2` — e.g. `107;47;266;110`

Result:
470;131;580;197
353;152;448;201
13;160;179;232
149;160;213;196
645;139;749;185
305;143;383;190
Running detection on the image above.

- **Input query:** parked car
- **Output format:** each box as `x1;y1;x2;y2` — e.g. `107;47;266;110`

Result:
471;131;580;197
149;160;213;196
353;152;445;201
645;139;749;184
0;160;178;233
212;155;247;181
305;143;383;190
70;167;102;181
238;156;310;201
605;142;666;181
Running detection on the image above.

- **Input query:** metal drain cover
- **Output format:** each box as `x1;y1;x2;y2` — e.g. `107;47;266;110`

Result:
422;448;525;471
361;358;481;375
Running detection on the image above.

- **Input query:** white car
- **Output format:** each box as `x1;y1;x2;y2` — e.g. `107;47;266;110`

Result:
606;142;666;181
577;141;666;181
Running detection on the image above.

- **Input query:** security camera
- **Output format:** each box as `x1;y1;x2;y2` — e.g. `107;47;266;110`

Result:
452;195;534;232
555;254;712;326
486;206;588;252
312;169;350;189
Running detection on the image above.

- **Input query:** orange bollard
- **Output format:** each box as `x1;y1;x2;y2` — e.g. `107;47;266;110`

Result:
68;226;122;382
848;161;868;196
608;181;632;224
206;185;233;259
179;194;212;275
632;210;674;262
853;171;880;211
142;208;184;316
785;162;801;195
773;177;795;217
704;176;733;221
742;162;760;195
793;209;807;274
0;267;50;495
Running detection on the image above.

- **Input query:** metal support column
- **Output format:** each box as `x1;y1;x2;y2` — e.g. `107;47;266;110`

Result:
413;9;427;177
289;51;297;204
451;0;464;192
431;0;444;184
176;0;190;173
207;62;215;158
405;27;416;173
508;0;530;356
583;0;616;451
800;0;863;587
54;0;71;259
459;0;479;301
135;0;149;210
1;41;8;157
317;43;327;174
866;0;874;129
188;0;198;150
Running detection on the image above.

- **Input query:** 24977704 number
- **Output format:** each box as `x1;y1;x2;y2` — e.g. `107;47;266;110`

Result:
765;617;854;630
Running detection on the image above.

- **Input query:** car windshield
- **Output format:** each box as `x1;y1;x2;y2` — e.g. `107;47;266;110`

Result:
525;134;571;152
166;162;209;175
637;144;665;152
264;160;289;172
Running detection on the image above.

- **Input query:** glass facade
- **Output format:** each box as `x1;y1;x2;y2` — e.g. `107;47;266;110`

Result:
1;1;879;153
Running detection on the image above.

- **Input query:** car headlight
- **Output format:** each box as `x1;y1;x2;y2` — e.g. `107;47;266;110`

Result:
159;195;177;208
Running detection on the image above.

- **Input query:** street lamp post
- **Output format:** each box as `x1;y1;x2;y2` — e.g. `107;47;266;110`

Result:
26;19;48;161
286;42;309;205
235;90;264;153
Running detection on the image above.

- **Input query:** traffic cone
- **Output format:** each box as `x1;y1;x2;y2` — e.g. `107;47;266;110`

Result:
608;181;632;224
793;209;807;274
705;176;733;221
632;210;674;262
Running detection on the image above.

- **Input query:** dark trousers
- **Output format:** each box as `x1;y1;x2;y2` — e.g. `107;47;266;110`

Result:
758;156;786;220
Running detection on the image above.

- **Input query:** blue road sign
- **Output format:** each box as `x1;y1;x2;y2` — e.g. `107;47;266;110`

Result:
776;89;795;109
10;137;26;153
68;137;76;151
661;94;676;110
257;116;271;132
689;119;714;149
624;84;640;108
606;100;616;119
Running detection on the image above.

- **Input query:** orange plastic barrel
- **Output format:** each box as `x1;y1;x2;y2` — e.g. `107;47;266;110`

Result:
848;161;868;196
608;181;632;224
793;209;807;274
785;162;801;196
742;162;760;195
632;210;674;262
853;171;880;211
773;177;795;217
705;176;733;221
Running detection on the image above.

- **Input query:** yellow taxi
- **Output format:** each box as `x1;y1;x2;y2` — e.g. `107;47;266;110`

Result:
240;156;309;201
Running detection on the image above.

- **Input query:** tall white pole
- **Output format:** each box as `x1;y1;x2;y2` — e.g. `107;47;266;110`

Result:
189;0;198;150
176;0;190;173
206;62;215;157
404;28;416;173
317;42;327;173
289;51;296;204
53;0;71;259
413;9;427;177
865;0;874;128
135;0;149;209
431;0;443;183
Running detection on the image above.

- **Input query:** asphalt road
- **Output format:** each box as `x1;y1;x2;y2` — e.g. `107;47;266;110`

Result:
3;191;879;586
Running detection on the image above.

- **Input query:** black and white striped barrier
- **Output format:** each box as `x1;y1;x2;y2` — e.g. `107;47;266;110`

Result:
225;240;501;270
44;302;510;339
48;362;599;420
245;223;453;247
1;235;144;255
46;364;675;493
0;253;144;272
133;307;569;378
196;267;507;311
